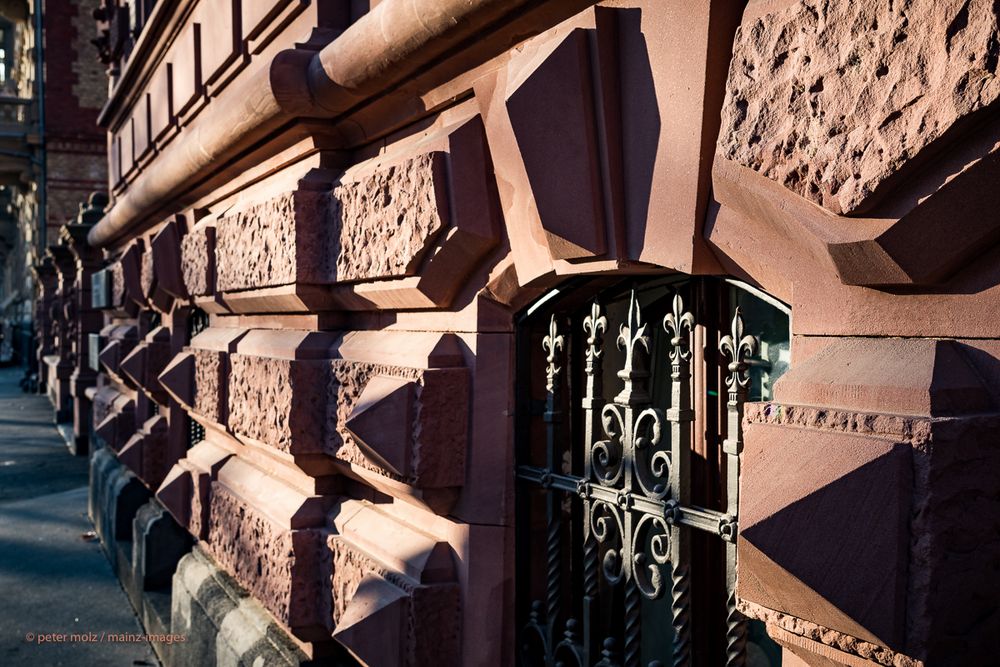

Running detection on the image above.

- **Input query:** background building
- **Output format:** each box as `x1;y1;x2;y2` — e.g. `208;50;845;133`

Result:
0;0;104;370
30;0;1000;665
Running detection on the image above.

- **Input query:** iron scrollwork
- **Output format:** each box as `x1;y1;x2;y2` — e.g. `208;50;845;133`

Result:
518;290;760;667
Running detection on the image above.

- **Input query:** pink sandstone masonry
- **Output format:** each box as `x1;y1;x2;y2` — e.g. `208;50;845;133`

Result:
719;0;1000;215
53;1;1000;665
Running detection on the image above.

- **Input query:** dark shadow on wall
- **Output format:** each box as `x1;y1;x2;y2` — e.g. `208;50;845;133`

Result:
616;8;660;262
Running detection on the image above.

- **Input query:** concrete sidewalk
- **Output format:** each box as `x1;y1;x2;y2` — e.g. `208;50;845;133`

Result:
0;366;157;666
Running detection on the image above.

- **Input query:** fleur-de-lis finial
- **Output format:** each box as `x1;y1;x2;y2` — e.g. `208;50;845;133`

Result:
583;301;607;363
663;293;695;363
719;307;758;393
542;314;564;393
615;290;650;405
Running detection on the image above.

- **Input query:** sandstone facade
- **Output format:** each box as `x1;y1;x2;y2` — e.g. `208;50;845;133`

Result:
32;0;1000;665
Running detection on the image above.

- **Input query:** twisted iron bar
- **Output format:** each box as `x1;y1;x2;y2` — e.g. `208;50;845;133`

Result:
725;589;748;667
546;506;562;636
623;579;642;667
543;314;564;649
670;564;692;667
583;534;600;599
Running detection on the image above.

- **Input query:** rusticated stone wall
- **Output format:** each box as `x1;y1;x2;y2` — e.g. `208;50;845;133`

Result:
720;0;1000;215
333;152;449;282
62;1;1000;666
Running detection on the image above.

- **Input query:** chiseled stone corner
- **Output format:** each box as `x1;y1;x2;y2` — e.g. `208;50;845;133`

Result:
120;240;146;308
157;439;232;540
329;499;461;666
161;327;246;431
151;218;188;299
119;415;170;488
506;28;606;261
119;325;172;404
94;392;136;453
329;331;470;514
99;324;139;381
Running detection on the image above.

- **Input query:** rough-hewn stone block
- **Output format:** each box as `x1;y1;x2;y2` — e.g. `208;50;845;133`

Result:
719;0;1000;215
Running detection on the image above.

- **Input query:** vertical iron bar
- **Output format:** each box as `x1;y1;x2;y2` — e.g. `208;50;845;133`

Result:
582;302;606;666
664;294;694;667
719;309;757;667
543;314;566;661
615;291;648;667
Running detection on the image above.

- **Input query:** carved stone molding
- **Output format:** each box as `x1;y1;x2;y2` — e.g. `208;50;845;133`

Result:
329;500;460;666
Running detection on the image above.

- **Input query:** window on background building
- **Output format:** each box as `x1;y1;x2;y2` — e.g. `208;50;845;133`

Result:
516;276;789;667
0;26;7;86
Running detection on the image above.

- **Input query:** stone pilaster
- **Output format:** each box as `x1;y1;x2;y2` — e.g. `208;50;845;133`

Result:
60;192;109;454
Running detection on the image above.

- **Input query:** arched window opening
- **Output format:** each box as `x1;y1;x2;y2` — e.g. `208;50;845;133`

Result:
515;276;788;666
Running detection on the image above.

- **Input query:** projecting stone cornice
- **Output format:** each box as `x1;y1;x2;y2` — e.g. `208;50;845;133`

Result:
88;0;593;250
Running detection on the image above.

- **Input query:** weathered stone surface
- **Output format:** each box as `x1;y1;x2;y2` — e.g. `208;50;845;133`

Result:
216;190;335;291
206;483;330;638
111;261;126;307
171;546;312;666
227;355;329;454
719;0;1000;214
180;226;214;296
906;414;1000;663
334;152;448;283
192;349;223;424
141;247;155;298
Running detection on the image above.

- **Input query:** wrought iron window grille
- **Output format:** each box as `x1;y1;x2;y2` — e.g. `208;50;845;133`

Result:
516;279;784;667
186;307;209;449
